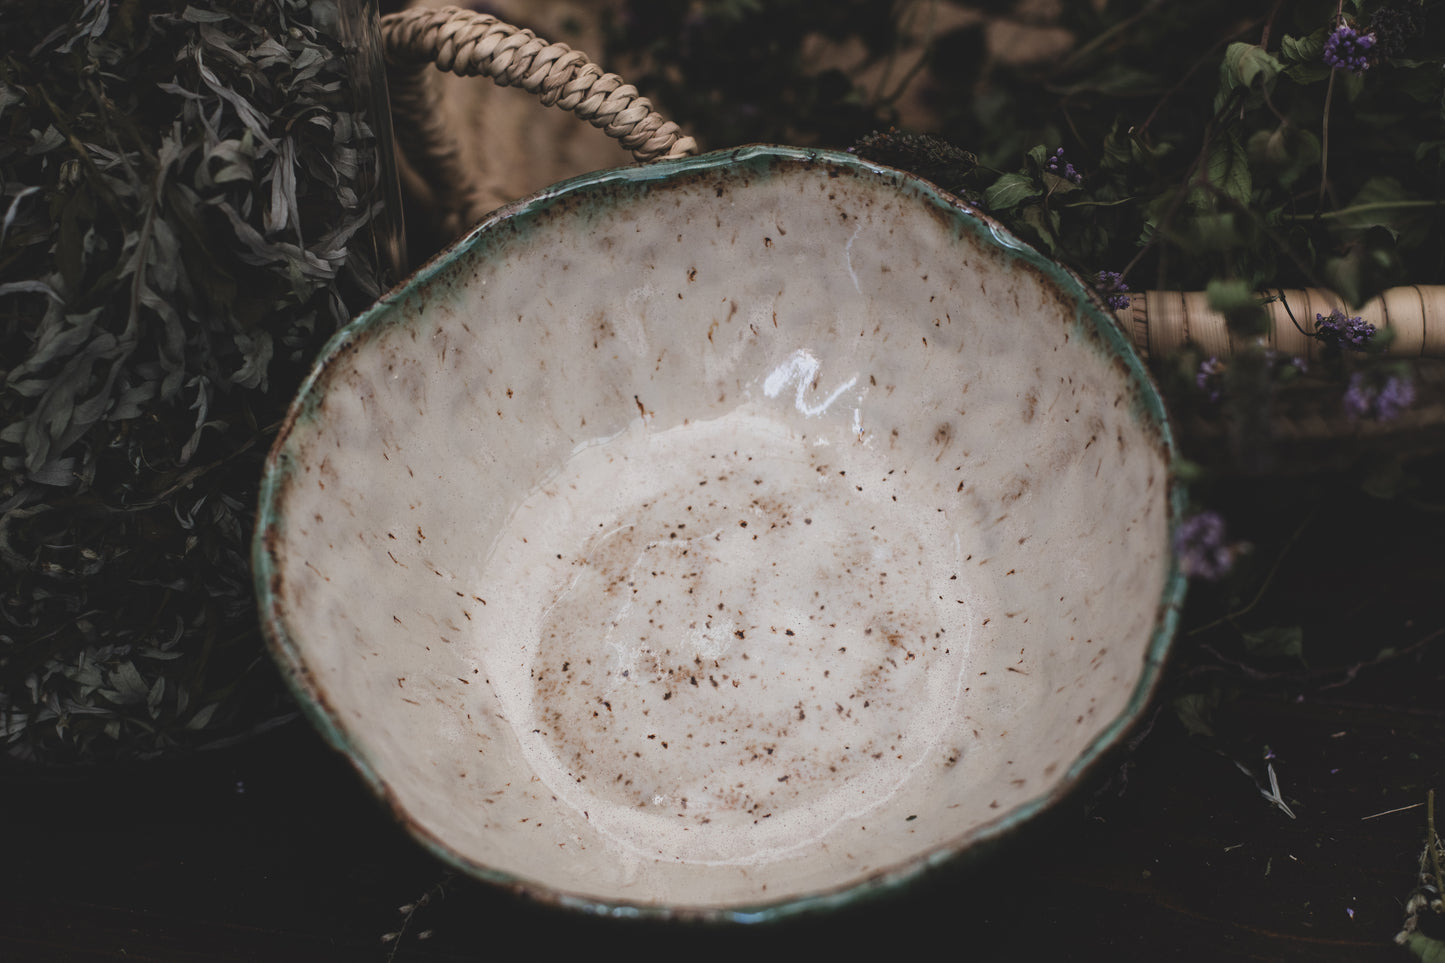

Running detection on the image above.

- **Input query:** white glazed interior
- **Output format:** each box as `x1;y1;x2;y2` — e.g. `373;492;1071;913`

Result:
258;149;1177;914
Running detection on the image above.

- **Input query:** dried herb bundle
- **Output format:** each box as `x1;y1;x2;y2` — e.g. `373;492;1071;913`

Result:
1;0;398;762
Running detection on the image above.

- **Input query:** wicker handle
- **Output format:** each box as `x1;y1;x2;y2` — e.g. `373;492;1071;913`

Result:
1119;285;1445;361
381;6;698;233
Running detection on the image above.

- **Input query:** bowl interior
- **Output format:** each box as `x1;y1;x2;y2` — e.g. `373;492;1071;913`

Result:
255;146;1182;917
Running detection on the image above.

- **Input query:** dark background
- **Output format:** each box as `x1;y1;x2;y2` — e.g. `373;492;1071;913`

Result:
4;467;1442;962
4;1;1443;958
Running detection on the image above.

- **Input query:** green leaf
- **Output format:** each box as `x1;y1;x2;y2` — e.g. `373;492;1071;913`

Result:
1241;625;1306;664
1171;458;1205;483
1324;227;1406;308
1099;122;1133;172
146;676;166;717
1279;28;1331;83
1404;933;1445;963
1278;29;1327;65
1017;203;1060;255
1391;60;1445;103
1203;132;1252;207
1191;212;1242;250
1330;177;1433;245
181;6;233;24
104;661;150;705
1206;278;1256;314
1283;59;1331;84
1246;125;1320;190
983;172;1043;211
1218;42;1282;103
1042;173;1081;195
186;702;220;730
1173;690;1221;738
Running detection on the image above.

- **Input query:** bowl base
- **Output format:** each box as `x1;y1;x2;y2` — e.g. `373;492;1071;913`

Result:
477;407;979;864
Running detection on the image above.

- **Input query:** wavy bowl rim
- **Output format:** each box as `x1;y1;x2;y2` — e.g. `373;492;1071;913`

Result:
252;144;1188;923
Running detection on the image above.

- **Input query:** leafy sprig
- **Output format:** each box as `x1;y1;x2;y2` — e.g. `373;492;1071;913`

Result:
0;0;399;762
612;0;1443;472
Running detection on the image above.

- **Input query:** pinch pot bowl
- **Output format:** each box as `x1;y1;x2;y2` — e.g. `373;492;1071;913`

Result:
253;146;1185;920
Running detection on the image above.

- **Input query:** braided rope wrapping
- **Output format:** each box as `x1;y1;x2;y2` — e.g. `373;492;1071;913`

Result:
382;6;698;232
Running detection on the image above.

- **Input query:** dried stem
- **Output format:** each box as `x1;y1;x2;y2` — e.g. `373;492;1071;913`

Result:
1259;0;1286;51
1047;0;1162;80
1186;501;1317;637
1431;789;1442;900
1317;66;1337;216
1317;0;1345;215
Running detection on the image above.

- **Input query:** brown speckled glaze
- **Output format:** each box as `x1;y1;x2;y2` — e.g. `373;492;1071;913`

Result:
255;147;1181;917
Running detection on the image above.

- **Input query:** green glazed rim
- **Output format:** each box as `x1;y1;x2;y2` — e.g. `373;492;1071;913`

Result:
253;144;1188;923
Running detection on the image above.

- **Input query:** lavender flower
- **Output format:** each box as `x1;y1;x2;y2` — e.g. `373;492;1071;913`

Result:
1314;309;1375;351
1323;24;1375;72
1173;511;1236;580
1342;375;1371;418
1196;355;1226;404
1344;371;1416;421
1095;270;1131;311
1378;375;1417;420
1045;147;1082;185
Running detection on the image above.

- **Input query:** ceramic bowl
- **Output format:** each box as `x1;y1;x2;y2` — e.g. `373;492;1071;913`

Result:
254;146;1185;920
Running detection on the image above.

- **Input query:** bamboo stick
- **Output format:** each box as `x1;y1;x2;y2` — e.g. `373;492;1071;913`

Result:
1118;286;1445;361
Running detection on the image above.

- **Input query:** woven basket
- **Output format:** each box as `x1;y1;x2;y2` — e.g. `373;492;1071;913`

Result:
380;5;1445;470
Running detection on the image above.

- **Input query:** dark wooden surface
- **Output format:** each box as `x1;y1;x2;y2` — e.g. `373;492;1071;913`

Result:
3;470;1442;962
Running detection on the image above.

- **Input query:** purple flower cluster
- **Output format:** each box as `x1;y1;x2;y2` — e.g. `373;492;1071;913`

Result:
1343;371;1416;421
1314;309;1375;351
1173;511;1236;580
1045;148;1082;185
1323;24;1375;72
1191;352;1306;408
1196;356;1226;404
1095;270;1131;311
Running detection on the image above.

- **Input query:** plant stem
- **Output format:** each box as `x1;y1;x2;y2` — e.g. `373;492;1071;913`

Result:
1186;502;1318;637
1281;199;1443;222
1277;288;1310;339
1430;789;1442;901
1317;68;1336;216
1047;0;1163;80
1317;0;1345;215
1061;197;1138;209
1260;0;1286;51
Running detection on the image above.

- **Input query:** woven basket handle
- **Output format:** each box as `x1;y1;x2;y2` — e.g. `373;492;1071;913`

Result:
381;6;698;234
380;6;1445;365
1120;285;1445;360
